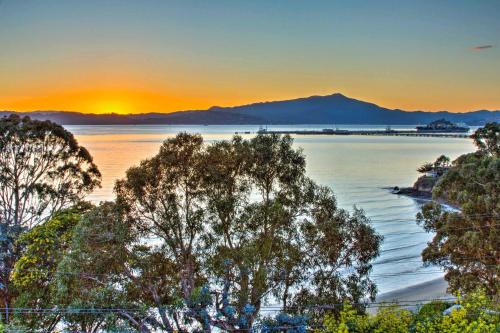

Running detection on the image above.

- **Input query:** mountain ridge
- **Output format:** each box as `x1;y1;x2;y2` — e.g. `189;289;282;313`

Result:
1;93;499;125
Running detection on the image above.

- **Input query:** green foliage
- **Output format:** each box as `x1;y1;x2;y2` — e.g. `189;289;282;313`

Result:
76;132;381;332
322;304;370;333
417;162;433;173
12;204;91;287
322;304;412;333
414;300;452;322
471;122;500;157
434;154;451;168
372;306;413;333
0;114;101;228
55;202;140;332
9;204;92;332
417;155;450;176
0;115;100;324
4;131;381;332
417;150;499;295
321;290;499;333
415;290;499;333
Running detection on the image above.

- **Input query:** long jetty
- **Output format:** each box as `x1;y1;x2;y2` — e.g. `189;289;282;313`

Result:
235;129;470;138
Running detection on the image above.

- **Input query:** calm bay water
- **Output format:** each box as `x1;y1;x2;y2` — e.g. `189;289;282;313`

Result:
67;124;475;294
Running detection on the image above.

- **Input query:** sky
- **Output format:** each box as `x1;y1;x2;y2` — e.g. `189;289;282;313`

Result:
1;0;499;114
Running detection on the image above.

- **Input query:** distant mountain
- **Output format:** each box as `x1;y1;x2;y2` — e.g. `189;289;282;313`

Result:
208;93;499;125
2;93;499;125
0;110;262;125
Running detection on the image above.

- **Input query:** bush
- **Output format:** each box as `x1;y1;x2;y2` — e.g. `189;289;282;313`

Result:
320;290;499;333
413;300;452;326
372;306;413;333
322;303;370;333
415;291;499;333
321;303;412;333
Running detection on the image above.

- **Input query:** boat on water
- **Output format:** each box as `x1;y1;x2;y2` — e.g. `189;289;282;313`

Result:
416;119;469;133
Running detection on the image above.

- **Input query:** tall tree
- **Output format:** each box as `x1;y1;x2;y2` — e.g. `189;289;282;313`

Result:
417;155;450;176
57;202;200;333
55;202;145;333
109;132;381;332
15;133;380;332
0;115;101;228
10;204;93;332
0;115;101;323
417;124;499;295
471;122;500;157
115;132;206;305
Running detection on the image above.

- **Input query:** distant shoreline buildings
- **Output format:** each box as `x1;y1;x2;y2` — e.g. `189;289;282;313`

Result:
416;119;469;133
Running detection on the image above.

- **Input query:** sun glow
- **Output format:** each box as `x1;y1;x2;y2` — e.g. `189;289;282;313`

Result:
93;100;134;115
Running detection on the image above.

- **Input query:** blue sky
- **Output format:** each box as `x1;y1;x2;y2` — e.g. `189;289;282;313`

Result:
1;0;499;113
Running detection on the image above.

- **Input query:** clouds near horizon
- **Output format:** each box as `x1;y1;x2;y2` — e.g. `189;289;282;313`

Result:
472;45;494;51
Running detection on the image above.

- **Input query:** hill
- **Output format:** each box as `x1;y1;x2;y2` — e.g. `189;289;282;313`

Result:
2;93;499;125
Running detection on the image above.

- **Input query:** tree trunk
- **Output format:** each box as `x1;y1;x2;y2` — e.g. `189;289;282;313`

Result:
4;299;8;323
180;256;196;299
1;282;11;324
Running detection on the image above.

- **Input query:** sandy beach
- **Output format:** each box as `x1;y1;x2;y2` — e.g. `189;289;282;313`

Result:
368;277;453;314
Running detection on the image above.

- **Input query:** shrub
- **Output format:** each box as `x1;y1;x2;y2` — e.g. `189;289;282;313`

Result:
415;290;499;333
321;303;412;333
372;306;413;333
322;304;370;333
320;290;499;333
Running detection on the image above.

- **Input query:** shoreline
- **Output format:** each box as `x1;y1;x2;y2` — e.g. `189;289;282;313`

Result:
391;187;432;199
387;186;461;211
368;277;453;314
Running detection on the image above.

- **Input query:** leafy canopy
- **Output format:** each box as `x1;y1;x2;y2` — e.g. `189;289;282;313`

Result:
471;122;499;157
0;114;101;228
0;115;100;325
48;133;382;332
417;123;499;295
417;155;450;176
10;204;93;332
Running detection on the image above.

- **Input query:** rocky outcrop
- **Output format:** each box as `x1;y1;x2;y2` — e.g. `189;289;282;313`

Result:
392;175;438;199
413;175;438;193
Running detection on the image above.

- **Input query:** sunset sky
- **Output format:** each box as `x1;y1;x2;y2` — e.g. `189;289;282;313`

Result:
1;0;499;114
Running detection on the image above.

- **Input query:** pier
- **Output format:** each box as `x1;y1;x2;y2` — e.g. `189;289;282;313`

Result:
235;129;470;138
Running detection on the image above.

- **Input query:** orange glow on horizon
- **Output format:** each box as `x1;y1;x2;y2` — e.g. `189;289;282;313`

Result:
93;100;134;115
1;88;225;115
1;51;499;114
2;86;500;115
2;2;500;115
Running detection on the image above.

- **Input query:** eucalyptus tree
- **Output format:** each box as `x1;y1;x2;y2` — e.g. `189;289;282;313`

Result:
417;155;450;176
0;115;101;323
0;115;101;228
471;122;499;157
11;202;159;333
9;204;94;332
55;202;148;333
34;133;380;332
417;123;500;295
417;152;499;295
109;132;381;332
56;201;203;333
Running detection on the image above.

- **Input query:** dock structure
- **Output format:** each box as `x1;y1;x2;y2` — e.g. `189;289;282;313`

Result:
235;129;470;139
